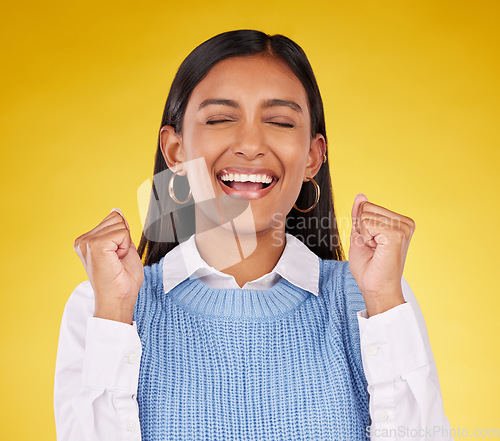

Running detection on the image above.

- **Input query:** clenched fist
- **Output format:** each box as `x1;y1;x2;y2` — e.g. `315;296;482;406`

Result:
73;208;144;325
349;194;415;317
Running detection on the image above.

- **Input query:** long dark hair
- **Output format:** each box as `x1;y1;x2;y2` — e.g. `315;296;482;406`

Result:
137;29;346;266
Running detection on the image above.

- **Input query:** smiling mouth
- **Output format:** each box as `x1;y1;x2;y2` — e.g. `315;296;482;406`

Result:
216;170;279;199
219;172;274;190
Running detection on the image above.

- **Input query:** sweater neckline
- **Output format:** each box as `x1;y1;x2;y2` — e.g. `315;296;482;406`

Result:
165;269;313;321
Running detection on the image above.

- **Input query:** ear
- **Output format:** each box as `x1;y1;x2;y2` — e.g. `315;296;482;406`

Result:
159;125;186;175
304;133;327;181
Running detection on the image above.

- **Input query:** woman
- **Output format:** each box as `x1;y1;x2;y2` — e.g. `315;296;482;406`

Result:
54;29;453;440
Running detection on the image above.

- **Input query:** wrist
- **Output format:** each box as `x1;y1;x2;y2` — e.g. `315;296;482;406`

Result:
363;290;406;318
94;306;134;325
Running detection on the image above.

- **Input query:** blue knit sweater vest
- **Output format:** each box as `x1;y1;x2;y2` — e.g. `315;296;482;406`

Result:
133;257;370;440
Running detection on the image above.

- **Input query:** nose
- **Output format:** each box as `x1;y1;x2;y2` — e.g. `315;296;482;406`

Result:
231;121;268;160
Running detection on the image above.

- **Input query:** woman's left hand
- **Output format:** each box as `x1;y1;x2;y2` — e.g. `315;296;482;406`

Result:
348;193;416;317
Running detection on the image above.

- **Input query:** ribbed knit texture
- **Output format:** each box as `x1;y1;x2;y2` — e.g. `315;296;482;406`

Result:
133;258;370;440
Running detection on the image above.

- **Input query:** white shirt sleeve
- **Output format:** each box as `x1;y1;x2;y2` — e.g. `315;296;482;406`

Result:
357;276;454;441
54;281;143;441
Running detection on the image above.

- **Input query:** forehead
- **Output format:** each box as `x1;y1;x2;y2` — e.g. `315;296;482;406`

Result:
187;55;309;109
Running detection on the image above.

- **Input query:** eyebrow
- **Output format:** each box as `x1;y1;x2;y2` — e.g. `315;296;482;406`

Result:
198;98;303;113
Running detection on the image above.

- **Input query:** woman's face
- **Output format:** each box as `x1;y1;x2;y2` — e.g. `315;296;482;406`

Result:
161;54;325;236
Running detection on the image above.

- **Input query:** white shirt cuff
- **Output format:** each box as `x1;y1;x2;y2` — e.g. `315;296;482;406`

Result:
357;302;429;385
82;317;142;393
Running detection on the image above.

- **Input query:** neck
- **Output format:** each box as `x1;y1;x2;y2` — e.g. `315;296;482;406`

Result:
194;206;286;288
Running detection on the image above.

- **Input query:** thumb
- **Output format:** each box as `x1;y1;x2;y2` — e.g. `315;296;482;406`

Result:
351;193;369;231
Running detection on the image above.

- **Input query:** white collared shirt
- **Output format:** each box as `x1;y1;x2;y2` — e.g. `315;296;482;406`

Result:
54;233;453;441
162;233;319;294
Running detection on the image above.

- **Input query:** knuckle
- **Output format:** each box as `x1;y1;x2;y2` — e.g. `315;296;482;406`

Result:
73;234;87;251
87;236;99;249
396;229;406;241
390;218;402;228
401;219;416;237
404;215;415;227
403;222;412;233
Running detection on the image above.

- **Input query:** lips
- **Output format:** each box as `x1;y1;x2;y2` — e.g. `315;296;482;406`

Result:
216;167;279;200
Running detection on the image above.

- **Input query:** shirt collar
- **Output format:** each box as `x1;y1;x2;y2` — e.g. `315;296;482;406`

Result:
162;233;320;296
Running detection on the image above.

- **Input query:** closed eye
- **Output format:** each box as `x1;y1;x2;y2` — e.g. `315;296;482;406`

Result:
206;119;234;125
205;120;294;128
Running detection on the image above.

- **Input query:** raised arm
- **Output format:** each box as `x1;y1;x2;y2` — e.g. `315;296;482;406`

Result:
54;281;143;440
358;277;453;441
348;194;453;440
54;208;145;440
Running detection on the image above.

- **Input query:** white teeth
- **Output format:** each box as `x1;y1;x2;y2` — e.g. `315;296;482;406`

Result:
220;172;274;184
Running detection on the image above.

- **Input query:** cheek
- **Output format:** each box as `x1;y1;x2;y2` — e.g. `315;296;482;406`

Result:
278;147;309;199
271;127;309;157
280;143;309;176
284;176;306;204
278;162;307;204
182;132;218;166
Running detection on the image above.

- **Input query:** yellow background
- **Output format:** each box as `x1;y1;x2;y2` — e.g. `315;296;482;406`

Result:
1;0;499;438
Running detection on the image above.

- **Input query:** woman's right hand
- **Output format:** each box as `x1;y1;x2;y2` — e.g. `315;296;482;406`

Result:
73;208;144;325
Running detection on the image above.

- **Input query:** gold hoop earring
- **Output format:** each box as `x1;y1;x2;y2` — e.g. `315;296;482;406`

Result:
323;154;327;163
168;173;192;204
293;177;320;213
